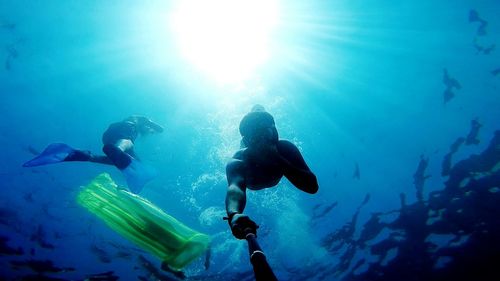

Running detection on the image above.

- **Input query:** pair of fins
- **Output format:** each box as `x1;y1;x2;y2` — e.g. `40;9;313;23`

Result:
23;143;155;193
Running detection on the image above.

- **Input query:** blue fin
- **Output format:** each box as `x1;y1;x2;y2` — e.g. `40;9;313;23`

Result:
122;159;157;193
23;143;76;167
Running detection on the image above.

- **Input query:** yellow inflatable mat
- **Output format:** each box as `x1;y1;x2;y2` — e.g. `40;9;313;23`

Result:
77;173;210;270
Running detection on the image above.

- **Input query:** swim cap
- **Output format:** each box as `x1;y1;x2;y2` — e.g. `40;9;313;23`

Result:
239;111;275;137
239;107;278;146
251;104;266;112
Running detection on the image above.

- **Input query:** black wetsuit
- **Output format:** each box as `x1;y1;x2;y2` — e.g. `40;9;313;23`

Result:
64;121;138;169
102;121;139;145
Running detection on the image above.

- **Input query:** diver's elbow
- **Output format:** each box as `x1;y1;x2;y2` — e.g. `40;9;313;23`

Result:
307;175;319;194
307;183;319;194
302;177;319;194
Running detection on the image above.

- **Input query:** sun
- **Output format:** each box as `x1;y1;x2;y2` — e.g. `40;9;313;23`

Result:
170;0;279;84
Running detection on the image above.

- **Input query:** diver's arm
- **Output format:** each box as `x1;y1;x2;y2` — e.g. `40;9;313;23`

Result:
225;158;259;239
146;119;164;133
225;159;247;216
277;140;319;194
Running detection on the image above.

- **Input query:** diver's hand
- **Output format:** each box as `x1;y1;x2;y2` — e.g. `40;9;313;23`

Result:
146;120;164;133
136;116;164;134
228;214;259;239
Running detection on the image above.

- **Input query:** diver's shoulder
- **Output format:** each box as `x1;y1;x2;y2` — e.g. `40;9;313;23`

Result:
277;139;301;153
232;149;246;160
277;139;298;148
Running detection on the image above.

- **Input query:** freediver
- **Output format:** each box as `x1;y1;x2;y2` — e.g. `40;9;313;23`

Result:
465;118;482;145
442;68;461;104
23;115;163;193
225;105;319;239
468;9;488;36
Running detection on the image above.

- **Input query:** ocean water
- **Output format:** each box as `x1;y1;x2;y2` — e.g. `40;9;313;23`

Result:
1;0;499;280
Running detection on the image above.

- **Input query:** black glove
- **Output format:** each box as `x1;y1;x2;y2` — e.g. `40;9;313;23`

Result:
226;213;259;239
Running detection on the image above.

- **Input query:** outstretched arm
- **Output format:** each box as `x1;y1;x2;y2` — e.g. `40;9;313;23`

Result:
277;140;319;194
225;158;259;239
225;159;247;216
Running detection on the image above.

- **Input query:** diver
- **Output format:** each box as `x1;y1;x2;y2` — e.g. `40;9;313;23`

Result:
465;118;482;145
23;115;163;193
468;9;488;36
225;105;319;239
442;68;461;104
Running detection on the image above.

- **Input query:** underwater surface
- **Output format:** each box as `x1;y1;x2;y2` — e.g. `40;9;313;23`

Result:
1;0;500;280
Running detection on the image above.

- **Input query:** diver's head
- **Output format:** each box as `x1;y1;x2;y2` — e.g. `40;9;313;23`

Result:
251;104;266;112
239;105;278;147
125;115;164;135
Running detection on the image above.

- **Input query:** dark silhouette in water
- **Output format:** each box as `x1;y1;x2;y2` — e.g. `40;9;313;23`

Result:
137;255;184;280
0;22;22;70
468;9;488;36
469;10;495;57
0;207;19;228
465;118;482;145
84;271;119;281
473;39;495;55
22;116;163;193
0;235;23;256
441;137;465;176
305;129;500;281
357;211;387;249
5;55;11;70
188;271;255;281
23;145;41;156
90;244;112;264
5;44;18;68
492;68;500;76
204;245;211;270
13;275;67;281
311;201;338;223
0;22;16;30
30;225;55;250
9;259;75;274
320;194;370;277
413;155;431;202
442;69;461;104
225;105;318;240
352;162;360;180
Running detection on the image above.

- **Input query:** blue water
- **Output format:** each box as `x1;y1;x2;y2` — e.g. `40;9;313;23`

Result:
1;0;499;280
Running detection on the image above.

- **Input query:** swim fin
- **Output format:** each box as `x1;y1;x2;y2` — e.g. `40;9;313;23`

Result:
23;143;77;167
122;159;157;193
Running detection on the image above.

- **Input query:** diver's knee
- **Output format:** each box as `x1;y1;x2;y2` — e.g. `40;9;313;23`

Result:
116;139;133;151
103;144;131;169
103;144;117;155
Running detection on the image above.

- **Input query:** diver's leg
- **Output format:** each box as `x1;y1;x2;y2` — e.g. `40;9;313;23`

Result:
23;143;116;167
65;149;114;166
102;139;156;193
23;143;89;167
88;155;114;165
102;142;133;169
66;151;118;165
